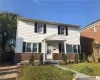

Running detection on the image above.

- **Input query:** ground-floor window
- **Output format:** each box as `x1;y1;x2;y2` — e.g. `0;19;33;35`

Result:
26;43;32;52
23;42;39;53
32;43;38;52
66;44;73;53
66;44;79;54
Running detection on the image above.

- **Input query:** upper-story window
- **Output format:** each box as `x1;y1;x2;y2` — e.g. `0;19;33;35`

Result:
60;26;65;35
94;26;97;32
34;23;46;34
37;23;44;33
58;26;68;35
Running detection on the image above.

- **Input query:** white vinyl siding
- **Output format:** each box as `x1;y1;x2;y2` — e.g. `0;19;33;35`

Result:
15;20;80;53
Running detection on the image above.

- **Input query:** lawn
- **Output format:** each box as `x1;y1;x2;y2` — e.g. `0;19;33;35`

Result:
63;63;100;76
19;65;73;80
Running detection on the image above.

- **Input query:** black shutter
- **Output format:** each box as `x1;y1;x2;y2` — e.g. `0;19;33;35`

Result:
59;43;61;53
66;27;68;35
58;26;60;35
22;42;26;52
44;24;46;33
38;43;41;53
34;23;37;33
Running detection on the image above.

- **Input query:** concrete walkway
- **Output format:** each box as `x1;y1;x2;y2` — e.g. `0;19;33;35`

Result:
0;65;18;80
54;64;91;79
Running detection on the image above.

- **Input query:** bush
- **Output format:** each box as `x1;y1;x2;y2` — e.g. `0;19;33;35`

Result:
62;54;67;64
74;54;78;63
77;65;93;75
39;53;43;65
29;54;34;65
83;53;88;62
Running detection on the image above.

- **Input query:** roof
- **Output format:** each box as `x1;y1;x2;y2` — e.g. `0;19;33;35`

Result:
80;19;100;31
17;17;80;28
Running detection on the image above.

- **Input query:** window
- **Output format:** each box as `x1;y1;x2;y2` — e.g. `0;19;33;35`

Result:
23;42;39;53
26;43;32;52
37;23;43;33
73;45;77;53
94;26;97;32
66;44;73;53
32;43;38;52
60;27;65;35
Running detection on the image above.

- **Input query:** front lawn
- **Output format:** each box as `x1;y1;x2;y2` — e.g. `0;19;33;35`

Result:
63;63;100;76
19;65;73;80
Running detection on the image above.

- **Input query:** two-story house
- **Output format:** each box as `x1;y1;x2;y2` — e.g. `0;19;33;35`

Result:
15;17;80;63
80;20;100;55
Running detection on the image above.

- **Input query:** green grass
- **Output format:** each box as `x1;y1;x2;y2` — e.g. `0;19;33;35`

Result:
19;65;73;80
63;63;100;76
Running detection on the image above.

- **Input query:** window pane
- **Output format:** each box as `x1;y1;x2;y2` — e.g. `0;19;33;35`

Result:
37;24;43;33
66;44;72;53
61;27;64;34
33;43;37;52
26;43;31;52
73;45;77;53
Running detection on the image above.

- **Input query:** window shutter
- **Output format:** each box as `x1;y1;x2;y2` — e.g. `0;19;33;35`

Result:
58;26;60;35
59;43;61;53
38;43;41;53
44;24;46;33
22;42;26;52
34;23;37;33
66;27;68;35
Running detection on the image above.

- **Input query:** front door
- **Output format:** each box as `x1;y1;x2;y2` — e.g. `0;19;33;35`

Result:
46;44;52;60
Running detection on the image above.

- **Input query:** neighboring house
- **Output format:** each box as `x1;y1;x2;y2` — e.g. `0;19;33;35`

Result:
80;20;100;55
15;17;80;62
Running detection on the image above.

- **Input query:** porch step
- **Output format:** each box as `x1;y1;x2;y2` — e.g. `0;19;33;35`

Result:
44;60;60;64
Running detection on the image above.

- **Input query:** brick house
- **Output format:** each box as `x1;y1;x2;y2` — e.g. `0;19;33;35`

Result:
80;20;100;56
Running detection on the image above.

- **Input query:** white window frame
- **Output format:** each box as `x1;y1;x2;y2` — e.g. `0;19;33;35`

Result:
32;43;38;53
94;26;97;32
37;23;44;33
60;26;65;35
25;42;38;53
25;42;32;52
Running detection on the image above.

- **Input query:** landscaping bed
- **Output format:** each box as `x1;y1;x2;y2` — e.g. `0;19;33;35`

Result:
63;63;100;76
19;65;73;80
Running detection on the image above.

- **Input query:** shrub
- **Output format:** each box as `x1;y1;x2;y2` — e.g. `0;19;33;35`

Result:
29;54;34;65
62;54;67;64
77;65;93;75
74;54;78;63
83;53;88;62
39;53;43;65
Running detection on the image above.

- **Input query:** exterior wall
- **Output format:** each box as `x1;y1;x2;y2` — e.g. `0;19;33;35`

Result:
15;53;40;63
81;23;100;55
15;20;80;53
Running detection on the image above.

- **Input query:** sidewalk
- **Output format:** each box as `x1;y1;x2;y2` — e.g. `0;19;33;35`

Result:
54;64;91;79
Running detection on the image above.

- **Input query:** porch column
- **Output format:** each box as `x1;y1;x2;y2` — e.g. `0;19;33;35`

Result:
43;40;46;61
64;42;66;54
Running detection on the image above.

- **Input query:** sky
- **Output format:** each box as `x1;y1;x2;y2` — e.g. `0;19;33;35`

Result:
0;0;100;27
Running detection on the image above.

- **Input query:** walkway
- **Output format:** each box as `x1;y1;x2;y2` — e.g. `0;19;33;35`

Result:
0;65;18;80
54;64;98;80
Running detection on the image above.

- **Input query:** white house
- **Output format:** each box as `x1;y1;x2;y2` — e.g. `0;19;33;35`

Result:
15;17;80;62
